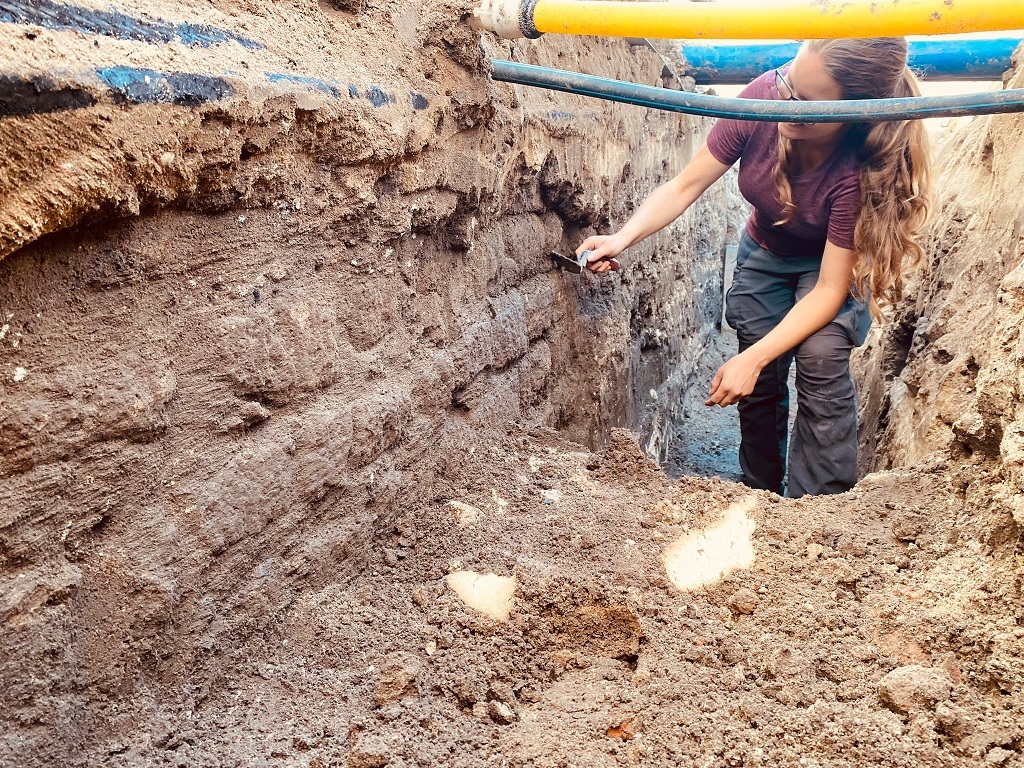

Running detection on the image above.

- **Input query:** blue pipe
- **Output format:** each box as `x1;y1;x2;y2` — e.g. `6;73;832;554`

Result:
491;60;1024;122
680;38;1022;84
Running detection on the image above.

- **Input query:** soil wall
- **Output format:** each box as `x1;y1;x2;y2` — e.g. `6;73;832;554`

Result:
856;50;1024;547
0;1;728;764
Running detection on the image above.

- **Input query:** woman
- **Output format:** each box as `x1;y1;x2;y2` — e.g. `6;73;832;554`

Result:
578;38;932;497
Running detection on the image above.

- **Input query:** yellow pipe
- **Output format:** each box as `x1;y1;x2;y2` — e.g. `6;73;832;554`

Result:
528;0;1024;40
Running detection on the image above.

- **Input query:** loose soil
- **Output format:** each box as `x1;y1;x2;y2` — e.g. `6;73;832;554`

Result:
101;428;1023;768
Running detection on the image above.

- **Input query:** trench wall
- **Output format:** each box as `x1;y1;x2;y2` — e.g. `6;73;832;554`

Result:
856;51;1024;546
0;1;727;763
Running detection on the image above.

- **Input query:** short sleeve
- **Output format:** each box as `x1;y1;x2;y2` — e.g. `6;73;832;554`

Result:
826;176;861;250
705;71;773;166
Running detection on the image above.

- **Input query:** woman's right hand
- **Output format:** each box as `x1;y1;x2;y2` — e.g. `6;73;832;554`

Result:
576;234;627;273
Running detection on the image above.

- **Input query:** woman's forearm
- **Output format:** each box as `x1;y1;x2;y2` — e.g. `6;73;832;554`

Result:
746;286;848;369
706;243;858;408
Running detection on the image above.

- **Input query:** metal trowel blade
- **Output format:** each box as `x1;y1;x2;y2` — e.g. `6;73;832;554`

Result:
550;250;585;274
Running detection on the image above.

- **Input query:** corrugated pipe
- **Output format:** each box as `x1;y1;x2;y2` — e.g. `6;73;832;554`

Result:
679;38;1023;84
473;0;1024;41
490;60;1024;122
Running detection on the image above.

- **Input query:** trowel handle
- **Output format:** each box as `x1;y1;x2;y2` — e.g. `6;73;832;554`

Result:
580;250;621;272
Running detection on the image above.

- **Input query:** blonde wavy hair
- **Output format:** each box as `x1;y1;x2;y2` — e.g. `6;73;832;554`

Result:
771;38;933;320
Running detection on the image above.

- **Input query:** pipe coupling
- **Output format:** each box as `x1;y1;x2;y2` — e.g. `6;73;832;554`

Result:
471;0;542;39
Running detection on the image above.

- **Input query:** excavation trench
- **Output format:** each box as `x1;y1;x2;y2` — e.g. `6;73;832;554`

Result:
1;3;1024;767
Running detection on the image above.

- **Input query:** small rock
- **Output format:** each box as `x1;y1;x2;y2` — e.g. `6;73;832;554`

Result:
986;748;1014;765
939;652;964;685
452;678;486;708
892;512;927;542
266;262;289;282
445;571;516;621
488;700;516;725
373;655;421;706
934;702;968;739
238;400;270;427
878;665;953;715
349;735;389;768
727;588;758;615
852;644;878;662
806;543;824;560
962;731;1015;758
447;500;482;526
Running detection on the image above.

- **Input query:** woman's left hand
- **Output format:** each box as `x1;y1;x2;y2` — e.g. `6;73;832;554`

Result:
705;351;764;407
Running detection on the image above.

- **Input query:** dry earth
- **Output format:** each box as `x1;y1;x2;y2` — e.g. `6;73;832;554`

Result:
1;1;1023;766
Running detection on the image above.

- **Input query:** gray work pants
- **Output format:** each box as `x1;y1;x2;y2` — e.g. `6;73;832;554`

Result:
724;232;872;498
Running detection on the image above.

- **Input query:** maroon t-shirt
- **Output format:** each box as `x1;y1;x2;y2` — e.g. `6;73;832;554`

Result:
706;70;862;257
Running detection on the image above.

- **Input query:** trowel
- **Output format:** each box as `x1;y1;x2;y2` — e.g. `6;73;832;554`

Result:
550;249;620;274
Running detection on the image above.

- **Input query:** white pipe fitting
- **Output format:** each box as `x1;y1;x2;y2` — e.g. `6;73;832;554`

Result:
471;0;529;38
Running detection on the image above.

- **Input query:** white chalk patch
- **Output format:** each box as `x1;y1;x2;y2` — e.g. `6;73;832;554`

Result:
542;489;562;505
0;323;8;340
490;489;510;514
663;496;758;592
445;571;516;622
528;456;543;473
447;500;482;526
13;366;27;382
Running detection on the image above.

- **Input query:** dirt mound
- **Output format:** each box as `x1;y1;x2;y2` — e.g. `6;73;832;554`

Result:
69;428;1017;767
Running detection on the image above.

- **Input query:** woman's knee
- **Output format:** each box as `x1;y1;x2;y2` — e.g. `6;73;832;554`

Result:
797;325;851;363
795;326;854;389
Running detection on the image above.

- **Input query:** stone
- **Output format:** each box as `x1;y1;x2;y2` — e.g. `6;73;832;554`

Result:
892;512;928;542
373;655;421;706
877;665;953;715
606;719;636;740
985;748;1014;765
663;496;758;591
452;678;486;708
447;500;482;526
266;261;289;282
962;732;1014;758
934;702;968;736
727;588;758;615
488;682;516;706
348;735;389;768
488;701;516;725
